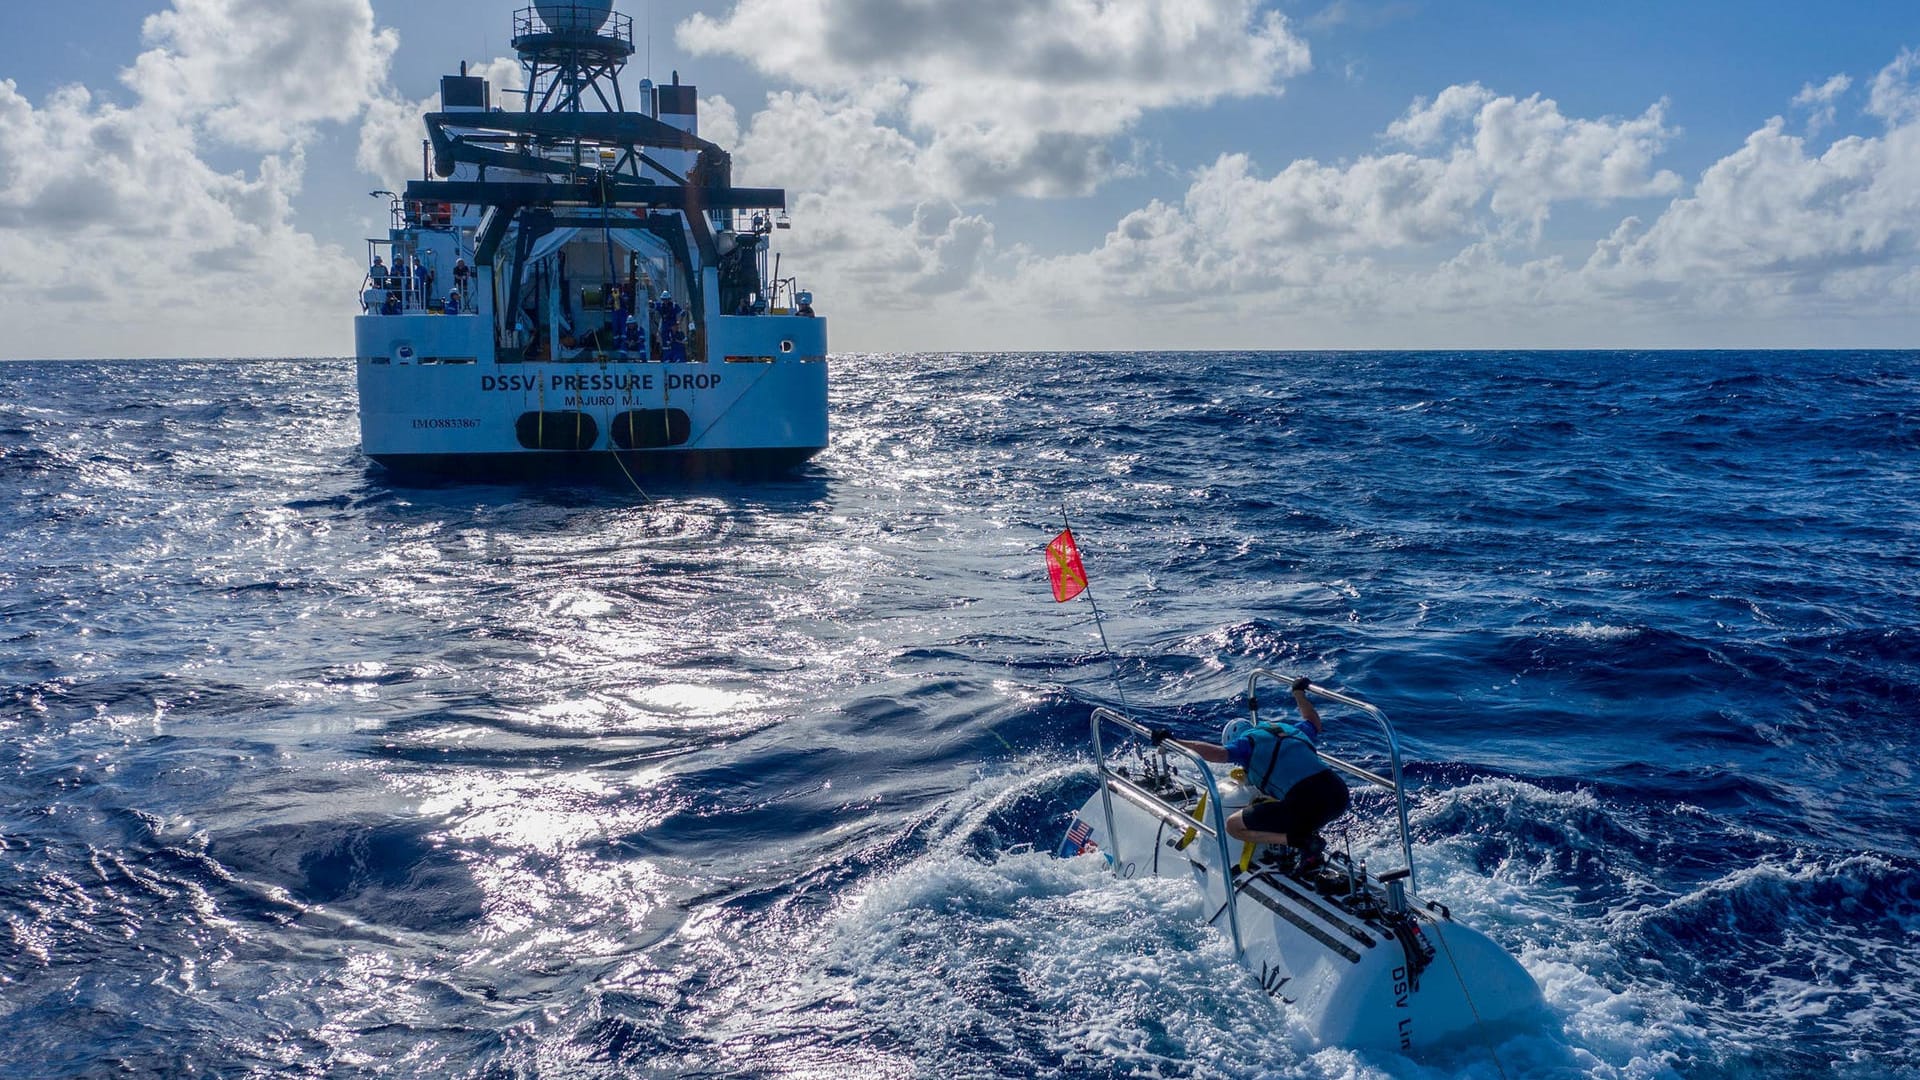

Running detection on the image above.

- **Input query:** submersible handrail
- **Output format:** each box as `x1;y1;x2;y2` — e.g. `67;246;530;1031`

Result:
1090;706;1244;958
1246;669;1418;893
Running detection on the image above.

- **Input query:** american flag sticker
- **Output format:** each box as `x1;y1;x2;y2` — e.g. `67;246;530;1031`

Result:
1058;815;1096;858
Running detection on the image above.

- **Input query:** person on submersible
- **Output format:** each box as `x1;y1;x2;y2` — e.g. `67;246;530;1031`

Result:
1150;677;1349;869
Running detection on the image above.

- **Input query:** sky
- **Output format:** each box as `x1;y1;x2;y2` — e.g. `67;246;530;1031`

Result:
0;0;1916;359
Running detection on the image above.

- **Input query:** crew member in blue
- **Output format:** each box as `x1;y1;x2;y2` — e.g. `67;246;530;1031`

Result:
370;255;389;288
1152;677;1349;863
654;292;684;362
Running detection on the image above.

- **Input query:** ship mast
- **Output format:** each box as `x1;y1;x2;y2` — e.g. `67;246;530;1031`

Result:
512;2;634;115
403;5;784;358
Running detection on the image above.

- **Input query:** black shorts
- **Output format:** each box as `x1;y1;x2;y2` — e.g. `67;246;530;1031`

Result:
1242;769;1350;843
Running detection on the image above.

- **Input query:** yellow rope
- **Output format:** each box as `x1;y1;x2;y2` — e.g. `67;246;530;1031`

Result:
1431;920;1511;1080
608;429;654;502
1177;792;1207;850
593;355;652;503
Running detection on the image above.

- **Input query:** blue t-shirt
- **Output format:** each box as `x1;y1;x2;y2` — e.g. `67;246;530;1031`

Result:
1226;718;1319;768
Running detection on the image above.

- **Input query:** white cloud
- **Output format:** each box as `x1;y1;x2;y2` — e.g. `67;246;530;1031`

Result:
768;191;998;312
127;0;398;150
1586;112;1920;289
10;2;1916;357
1383;83;1495;147
1795;74;1854;108
357;91;434;190
987;58;1920;346
696;94;740;156
1012;82;1684;300
740;76;1695;344
1387;85;1682;236
906;201;995;295
0;80;352;357
680;0;1310;198
728;86;930;204
1183;150;1479;250
1585;49;1920;313
693;0;1317;317
1793;73;1852;134
0;0;403;358
1867;47;1920;125
720;89;1000;307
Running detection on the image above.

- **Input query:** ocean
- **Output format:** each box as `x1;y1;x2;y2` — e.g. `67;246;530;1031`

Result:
1;350;1915;1079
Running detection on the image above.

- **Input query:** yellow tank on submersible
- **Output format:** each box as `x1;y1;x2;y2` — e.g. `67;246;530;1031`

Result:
1216;767;1256;815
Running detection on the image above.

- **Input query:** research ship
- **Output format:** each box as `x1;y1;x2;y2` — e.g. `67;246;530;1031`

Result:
354;1;827;481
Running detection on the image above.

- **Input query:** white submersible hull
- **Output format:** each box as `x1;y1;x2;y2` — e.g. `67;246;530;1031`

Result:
1060;676;1545;1053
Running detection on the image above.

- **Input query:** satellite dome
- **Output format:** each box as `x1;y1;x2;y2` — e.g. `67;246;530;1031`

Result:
535;0;614;34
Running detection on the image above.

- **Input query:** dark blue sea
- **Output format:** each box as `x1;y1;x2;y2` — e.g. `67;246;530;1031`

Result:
2;351;1916;1079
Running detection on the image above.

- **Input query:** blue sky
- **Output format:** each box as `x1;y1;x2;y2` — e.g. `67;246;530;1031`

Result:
0;0;1915;358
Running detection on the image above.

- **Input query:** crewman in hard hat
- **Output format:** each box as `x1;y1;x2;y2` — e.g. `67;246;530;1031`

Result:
1152;677;1349;871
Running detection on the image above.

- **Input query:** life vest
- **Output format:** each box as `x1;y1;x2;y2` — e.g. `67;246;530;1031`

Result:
1243;721;1325;800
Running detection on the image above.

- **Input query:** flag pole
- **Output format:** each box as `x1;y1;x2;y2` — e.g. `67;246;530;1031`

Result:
1062;508;1131;715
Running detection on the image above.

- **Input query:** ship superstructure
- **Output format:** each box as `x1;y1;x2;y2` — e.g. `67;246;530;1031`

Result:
354;1;827;480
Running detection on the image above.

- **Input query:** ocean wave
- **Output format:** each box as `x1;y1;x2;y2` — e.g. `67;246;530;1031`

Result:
3;351;1917;1077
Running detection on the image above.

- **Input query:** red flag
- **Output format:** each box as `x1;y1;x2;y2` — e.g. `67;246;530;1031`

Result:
1046;528;1088;603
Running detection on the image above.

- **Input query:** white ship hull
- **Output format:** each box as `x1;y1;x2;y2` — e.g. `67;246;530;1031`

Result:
355;313;827;480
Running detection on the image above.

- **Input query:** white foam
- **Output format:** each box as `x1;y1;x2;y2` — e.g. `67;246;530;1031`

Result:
1554;621;1640;642
685;766;1912;1077
1603;850;1920;1056
815;847;1323;1076
685;768;1698;1077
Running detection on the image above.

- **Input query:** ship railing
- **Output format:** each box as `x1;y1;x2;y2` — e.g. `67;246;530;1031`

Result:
1246;669;1418;892
362;238;390;312
362;239;462;315
1090;706;1245;958
514;6;634;45
724;208;786;233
